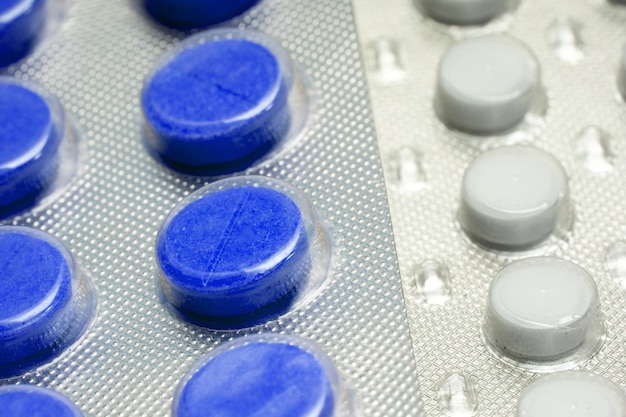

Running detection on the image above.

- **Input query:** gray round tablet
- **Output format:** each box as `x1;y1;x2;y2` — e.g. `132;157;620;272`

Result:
436;36;538;134
484;257;603;362
418;0;507;25
459;146;569;250
517;371;626;417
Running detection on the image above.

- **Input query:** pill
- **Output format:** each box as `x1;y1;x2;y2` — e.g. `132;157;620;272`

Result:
0;79;62;212
417;0;507;25
517;371;626;417
0;385;83;417
142;37;290;175
459;146;569;250
141;0;259;29
436;36;538;134
483;257;603;362
174;337;337;417
0;226;93;377
0;0;47;67
157;185;310;327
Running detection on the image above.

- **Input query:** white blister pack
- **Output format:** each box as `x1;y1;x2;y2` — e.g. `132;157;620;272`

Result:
354;0;626;415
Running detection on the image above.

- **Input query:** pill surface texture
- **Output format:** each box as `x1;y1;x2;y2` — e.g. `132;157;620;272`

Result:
484;257;604;364
0;80;61;211
517;371;626;417
0;227;93;377
157;185;310;327
459;146;569;250
436;36;538;134
142;38;290;174
0;385;84;417
175;340;335;417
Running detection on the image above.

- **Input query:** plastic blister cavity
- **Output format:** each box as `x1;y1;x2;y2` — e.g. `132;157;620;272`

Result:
458;146;572;251
0;226;95;378
0;385;84;416
155;175;331;329
0;77;81;219
140;0;260;29
517;371;626;417
482;257;605;371
0;0;66;69
618;44;626;102
141;28;308;176
414;0;512;26
173;334;357;417
435;36;545;136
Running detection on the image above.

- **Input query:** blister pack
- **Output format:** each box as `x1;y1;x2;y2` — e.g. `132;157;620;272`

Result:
354;0;626;415
0;0;423;416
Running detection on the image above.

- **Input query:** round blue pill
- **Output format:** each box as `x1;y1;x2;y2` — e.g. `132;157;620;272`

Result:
0;385;83;417
157;186;310;327
0;80;61;211
0;0;47;67
142;38;290;174
0;227;84;377
141;0;259;29
175;342;335;417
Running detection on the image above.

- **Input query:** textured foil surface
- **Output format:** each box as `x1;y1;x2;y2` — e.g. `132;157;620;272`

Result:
0;1;422;416
353;0;626;415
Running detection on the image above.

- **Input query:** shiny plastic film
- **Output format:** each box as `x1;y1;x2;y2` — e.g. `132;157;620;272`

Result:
353;0;626;415
0;0;422;416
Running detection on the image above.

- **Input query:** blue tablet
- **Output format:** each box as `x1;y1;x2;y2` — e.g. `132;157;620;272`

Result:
142;37;290;174
0;0;47;67
157;185;310;327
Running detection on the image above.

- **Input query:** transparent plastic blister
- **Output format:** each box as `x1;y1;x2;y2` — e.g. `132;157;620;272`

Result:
353;0;626;414
0;76;82;220
0;0;67;69
141;28;310;176
173;334;359;417
0;226;95;378
155;175;332;329
0;0;422;415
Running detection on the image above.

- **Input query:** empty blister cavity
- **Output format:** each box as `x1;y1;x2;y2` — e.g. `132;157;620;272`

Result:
156;176;331;329
140;0;260;29
436;373;479;417
0;77;81;219
413;259;452;305
0;226;95;378
366;39;405;84
574;126;614;173
415;0;511;26
618;44;626;102
605;241;626;288
141;29;308;176
482;257;605;371
0;385;83;416
459;146;572;251
173;334;357;417
436;36;543;135
546;17;585;65
517;371;626;417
